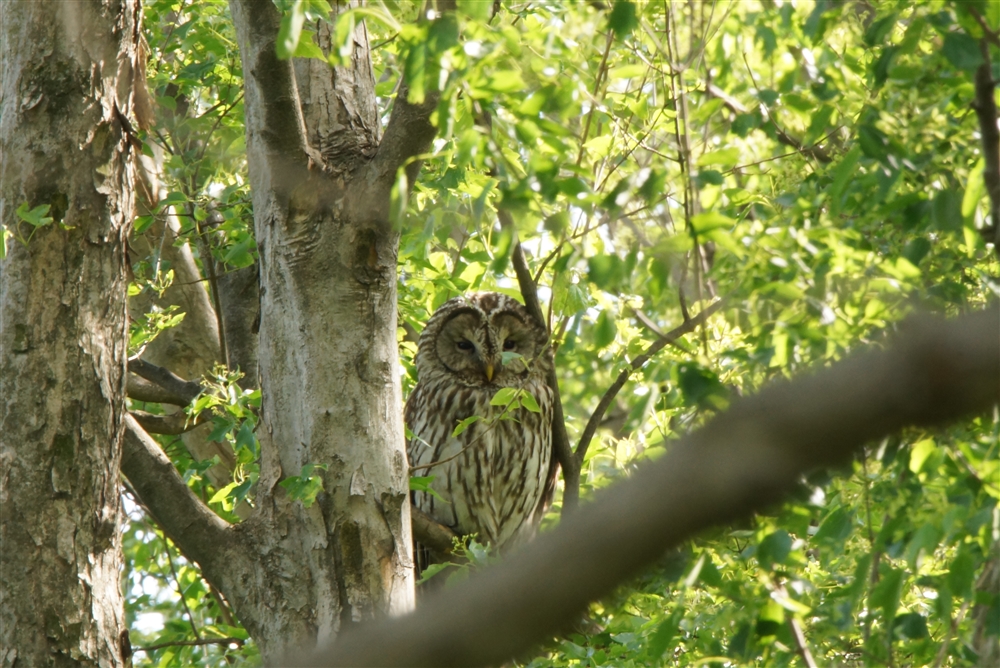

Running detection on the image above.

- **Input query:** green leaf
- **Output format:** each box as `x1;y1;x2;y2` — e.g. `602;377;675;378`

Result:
490;387;519;407
697;147;740;168
829;145;862;215
646;608;683;659
485;71;526;93
690;211;735;235
209;481;238;505
451;415;479;437
942;32;984;72
864;14;897;46
587;254;622;289
520;391;541;413
16;203;53;228
409;475;447;502
456;0;490;21
418;562;453;584
947;546;975;597
893;612;929;640
962;158;985;220
133;215;155;234
593;310;617;349
276;0;306;60
403;31;427;104
293;32;324;59
814;506;852;543
870;566;905;627
908;438;937;474
757;530;792;570
608;1;638;39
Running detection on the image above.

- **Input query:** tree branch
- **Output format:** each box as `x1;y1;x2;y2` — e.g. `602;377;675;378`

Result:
370;0;457;188
121;415;234;578
127;374;194;406
497;208;577;514
292;306;999;667
128;358;203;404
129;410;212;435
229;0;315;169
410;507;460;560
572;299;725;470
972;40;1000;254
135;637;245;653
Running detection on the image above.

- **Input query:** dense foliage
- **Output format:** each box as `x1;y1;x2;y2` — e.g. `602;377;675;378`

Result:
124;0;998;665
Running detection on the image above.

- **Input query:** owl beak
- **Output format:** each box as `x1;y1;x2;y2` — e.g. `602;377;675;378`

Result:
484;363;494;382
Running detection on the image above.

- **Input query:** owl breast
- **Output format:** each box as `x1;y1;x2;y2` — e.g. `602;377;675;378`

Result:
407;375;553;550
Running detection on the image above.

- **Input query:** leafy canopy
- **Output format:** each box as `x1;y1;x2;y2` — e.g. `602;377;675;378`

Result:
123;0;998;665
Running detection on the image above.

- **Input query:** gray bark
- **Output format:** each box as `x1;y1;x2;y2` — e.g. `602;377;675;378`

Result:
230;0;414;653
0;1;140;665
121;1;445;661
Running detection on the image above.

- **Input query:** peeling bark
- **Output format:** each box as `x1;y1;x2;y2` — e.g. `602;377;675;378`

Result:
0;1;140;665
224;2;415;658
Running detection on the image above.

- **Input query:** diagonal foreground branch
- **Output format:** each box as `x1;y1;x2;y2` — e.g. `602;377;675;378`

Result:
121;415;233;579
292;306;1000;667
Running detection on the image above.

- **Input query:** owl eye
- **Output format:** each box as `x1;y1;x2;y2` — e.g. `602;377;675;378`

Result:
456;340;474;351
503;339;516;351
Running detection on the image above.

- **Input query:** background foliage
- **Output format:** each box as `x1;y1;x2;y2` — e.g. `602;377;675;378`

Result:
125;0;998;665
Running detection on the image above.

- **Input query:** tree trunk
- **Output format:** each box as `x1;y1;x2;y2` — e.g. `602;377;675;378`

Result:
0;1;140;665
230;0;415;641
119;3;444;660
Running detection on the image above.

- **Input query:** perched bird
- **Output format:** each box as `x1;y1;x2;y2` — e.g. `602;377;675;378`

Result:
406;292;555;570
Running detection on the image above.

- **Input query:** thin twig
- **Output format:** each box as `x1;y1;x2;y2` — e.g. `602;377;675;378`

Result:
497;209;578;511
572;298;725;469
136;637;245;653
162;532;201;641
931;598;972;668
575;30;615;167
971;40;1000;255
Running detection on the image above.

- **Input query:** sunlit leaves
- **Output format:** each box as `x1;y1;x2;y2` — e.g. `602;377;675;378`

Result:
128;0;1000;665
278;463;328;508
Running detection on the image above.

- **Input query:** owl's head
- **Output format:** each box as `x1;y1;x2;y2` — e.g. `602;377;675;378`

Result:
415;292;551;387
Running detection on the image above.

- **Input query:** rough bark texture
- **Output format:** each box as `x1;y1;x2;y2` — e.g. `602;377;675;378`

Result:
231;2;413;654
0;1;140;665
119;1;447;659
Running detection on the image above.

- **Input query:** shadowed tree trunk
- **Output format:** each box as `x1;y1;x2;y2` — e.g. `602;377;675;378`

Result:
0;1;141;665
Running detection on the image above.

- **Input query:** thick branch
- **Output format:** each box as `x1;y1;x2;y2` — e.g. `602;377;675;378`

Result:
229;0;313;167
370;0;457;187
129;410;211;435
294;306;999;667
122;415;233;575
127;374;193;406
573;299;725;469
128;358;203;404
411;507;460;559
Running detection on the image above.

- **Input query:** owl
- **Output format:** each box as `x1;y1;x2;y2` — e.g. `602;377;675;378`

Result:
405;292;555;568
